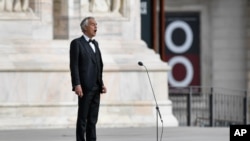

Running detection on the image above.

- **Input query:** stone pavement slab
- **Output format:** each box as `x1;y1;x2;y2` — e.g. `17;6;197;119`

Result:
0;127;229;141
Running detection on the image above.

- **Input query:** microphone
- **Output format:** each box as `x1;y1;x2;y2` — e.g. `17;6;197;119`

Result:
138;61;143;66
137;61;163;122
138;61;163;141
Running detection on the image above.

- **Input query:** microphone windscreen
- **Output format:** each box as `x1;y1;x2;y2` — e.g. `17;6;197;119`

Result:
138;61;143;66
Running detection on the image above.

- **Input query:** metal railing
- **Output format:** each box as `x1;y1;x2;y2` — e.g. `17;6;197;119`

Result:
169;86;250;127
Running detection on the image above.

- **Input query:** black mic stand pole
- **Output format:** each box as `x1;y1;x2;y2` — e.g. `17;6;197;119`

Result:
139;62;163;141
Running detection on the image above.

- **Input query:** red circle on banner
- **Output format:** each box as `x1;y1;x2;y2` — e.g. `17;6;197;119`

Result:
172;63;187;81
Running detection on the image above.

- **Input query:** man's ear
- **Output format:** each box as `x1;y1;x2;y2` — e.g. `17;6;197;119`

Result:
82;26;87;32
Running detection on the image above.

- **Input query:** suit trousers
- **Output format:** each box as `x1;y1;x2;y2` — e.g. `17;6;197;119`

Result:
76;87;100;141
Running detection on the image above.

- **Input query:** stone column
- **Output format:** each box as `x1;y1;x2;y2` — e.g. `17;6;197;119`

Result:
210;0;247;90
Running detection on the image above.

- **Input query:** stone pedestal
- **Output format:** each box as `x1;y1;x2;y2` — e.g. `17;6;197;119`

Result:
0;39;178;129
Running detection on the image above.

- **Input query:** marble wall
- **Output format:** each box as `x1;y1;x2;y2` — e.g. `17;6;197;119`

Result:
0;0;178;129
0;70;177;128
0;38;178;129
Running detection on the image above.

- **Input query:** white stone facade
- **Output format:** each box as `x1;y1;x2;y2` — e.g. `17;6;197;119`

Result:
0;0;178;129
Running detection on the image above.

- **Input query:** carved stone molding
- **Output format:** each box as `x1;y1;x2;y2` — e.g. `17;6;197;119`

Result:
0;0;29;12
0;0;40;20
80;0;129;20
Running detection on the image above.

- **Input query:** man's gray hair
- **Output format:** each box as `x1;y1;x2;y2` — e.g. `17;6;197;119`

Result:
80;16;95;31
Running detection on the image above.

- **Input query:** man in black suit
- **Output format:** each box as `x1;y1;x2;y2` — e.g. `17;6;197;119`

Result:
69;16;107;141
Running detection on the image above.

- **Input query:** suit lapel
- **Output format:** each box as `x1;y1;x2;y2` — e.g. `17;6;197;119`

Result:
92;41;103;66
79;36;96;64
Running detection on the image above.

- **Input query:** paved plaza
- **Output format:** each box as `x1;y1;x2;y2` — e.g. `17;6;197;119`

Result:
0;127;229;141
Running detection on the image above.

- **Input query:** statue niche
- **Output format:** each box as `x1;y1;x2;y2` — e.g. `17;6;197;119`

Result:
89;0;121;13
0;0;29;12
81;0;127;18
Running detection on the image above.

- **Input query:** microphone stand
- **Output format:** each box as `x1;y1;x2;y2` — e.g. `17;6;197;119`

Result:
138;62;163;141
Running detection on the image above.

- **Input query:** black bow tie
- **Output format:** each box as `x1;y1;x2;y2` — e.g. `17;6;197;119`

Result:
88;39;95;43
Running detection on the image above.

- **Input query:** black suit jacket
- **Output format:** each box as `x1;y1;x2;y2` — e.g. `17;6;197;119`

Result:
70;36;104;92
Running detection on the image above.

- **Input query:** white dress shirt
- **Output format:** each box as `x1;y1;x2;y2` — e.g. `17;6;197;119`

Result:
82;34;96;53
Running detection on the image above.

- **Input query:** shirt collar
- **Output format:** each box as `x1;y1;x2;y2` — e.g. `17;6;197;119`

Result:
82;33;93;42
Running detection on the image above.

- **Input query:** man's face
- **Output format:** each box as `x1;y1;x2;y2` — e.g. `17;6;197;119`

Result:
84;18;97;38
